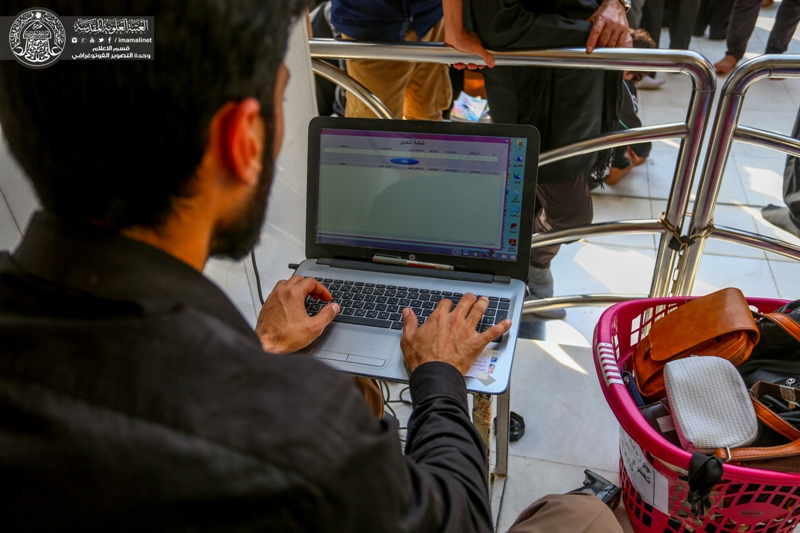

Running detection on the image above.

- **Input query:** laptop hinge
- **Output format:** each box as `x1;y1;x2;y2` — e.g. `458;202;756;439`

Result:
317;258;501;284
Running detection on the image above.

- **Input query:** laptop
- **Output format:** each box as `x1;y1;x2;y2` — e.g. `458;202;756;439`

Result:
294;117;539;394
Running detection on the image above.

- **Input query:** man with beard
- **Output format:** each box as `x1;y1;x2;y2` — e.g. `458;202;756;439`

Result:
0;1;621;531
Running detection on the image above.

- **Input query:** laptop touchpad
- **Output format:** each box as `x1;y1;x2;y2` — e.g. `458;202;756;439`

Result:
310;325;401;368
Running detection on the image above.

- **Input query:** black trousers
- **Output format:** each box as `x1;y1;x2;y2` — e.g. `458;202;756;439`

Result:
641;0;702;51
693;0;735;39
529;175;594;269
482;66;601;268
782;106;800;231
726;0;800;60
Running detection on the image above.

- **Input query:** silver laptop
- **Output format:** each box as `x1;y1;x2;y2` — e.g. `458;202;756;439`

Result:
294;117;539;394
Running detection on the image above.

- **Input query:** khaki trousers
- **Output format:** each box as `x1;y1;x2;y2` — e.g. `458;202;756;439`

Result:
343;19;452;121
354;377;384;418
507;493;622;533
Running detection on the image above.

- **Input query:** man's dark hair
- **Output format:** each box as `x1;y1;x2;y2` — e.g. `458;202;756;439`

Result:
0;0;307;230
627;28;657;83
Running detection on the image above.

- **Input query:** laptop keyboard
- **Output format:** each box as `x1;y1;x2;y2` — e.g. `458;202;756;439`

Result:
305;278;510;339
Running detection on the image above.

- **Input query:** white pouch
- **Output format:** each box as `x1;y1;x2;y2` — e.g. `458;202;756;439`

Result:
663;356;758;454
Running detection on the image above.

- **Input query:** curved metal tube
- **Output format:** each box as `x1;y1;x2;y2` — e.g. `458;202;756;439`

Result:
676;54;800;295
709;226;800;261
734;126;800;159
522;294;647;313
310;40;717;303
540;124;688;166
311;59;394;119
530;220;664;249
309;40;715;91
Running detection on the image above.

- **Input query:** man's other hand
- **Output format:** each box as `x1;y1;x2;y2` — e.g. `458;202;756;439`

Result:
586;0;632;53
256;276;339;354
401;294;511;375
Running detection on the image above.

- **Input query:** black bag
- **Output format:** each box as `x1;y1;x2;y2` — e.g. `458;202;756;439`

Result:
738;300;800;430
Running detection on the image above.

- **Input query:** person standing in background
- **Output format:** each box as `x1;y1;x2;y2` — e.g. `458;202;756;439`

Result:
331;0;486;120
637;0;702;89
713;0;800;74
444;0;631;319
761;105;800;239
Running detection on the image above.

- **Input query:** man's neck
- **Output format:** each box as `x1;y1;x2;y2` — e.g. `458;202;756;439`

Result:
121;215;211;272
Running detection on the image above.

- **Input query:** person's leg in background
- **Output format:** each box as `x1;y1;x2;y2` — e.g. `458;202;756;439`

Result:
764;0;800;55
506;493;623;533
668;0;701;50
714;0;761;73
694;0;712;36
628;0;646;28
762;105;800;238
694;0;734;39
343;52;415;118
708;0;735;38
639;0;668;88
403;19;453;121
528;176;593;317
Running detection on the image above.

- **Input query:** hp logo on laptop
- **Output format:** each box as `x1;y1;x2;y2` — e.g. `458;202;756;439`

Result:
409;255;416;261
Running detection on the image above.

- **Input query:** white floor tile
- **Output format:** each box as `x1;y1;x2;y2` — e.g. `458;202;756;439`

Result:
769;259;800;300
644;149;680;200
551;242;657;297
697;160;750;206
692;254;780;298
593;163;651;199
507;340;620;471
561;306;609;348
703;203;767;259
586;195;656;250
733;155;787;206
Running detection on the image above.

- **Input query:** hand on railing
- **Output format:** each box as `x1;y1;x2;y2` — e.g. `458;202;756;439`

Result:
586;0;633;53
442;0;495;70
445;29;495;70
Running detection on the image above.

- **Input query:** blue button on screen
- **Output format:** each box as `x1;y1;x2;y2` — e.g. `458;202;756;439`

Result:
390;158;419;165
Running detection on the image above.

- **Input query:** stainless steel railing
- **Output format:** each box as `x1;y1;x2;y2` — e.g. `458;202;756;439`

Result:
675;55;800;295
309;40;717;311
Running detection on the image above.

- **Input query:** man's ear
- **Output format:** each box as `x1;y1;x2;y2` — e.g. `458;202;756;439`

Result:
215;98;265;187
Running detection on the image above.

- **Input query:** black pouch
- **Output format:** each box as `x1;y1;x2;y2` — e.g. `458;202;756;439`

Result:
638;398;681;448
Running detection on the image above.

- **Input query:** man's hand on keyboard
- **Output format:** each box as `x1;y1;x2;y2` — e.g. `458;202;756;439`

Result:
400;294;512;375
256;276;340;354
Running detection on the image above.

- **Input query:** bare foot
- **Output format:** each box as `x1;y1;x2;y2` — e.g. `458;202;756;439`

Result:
714;55;737;75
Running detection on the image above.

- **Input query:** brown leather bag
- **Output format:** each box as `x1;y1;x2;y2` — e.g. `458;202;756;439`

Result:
633;288;760;401
716;381;800;473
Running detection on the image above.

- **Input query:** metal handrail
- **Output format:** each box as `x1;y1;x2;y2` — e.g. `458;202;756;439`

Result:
309;40;716;310
675;55;800;295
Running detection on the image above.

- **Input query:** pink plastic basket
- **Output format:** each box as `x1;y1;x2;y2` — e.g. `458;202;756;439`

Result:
593;296;800;533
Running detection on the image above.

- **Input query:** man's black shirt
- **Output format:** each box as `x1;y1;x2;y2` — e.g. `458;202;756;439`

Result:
0;212;491;532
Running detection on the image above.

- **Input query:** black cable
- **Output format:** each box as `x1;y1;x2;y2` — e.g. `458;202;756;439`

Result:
378;380;408;442
250;249;264;305
396;387;412;406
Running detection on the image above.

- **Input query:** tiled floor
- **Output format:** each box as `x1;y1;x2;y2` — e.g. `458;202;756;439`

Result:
1;5;800;531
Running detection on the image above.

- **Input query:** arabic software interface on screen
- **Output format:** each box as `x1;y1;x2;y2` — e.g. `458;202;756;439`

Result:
316;129;528;262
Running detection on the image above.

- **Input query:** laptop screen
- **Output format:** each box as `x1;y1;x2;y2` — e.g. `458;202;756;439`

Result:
315;128;528;263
